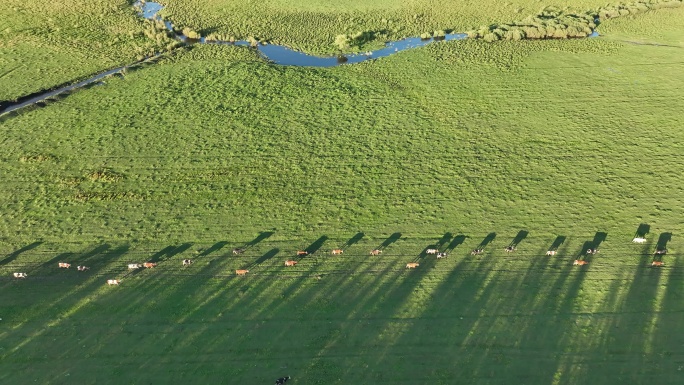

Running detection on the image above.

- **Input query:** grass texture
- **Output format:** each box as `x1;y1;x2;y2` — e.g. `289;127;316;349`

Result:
1;9;684;385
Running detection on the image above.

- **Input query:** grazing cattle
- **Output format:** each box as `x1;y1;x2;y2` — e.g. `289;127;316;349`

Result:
128;263;141;269
236;269;249;276
58;262;71;268
504;246;515;253
232;248;244;255
573;259;589;266
331;249;343;255
284;260;298;267
77;266;90;271
651;261;664;267
143;262;157;268
13;272;27;278
297;250;308;256
107;279;120;285
406;263;419;269
546;250;557;256
275;376;291;385
654;249;667;255
426;249;439;255
437;252;448;259
370;249;382;256
632;237;647;244
471;249;483;255
586;248;598;255
182;259;193;267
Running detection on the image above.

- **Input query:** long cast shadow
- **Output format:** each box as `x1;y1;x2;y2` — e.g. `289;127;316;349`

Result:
376;232;401;251
341;232;364;249
148;243;193;263
635;223;650;239
0;241;43;266
509;230;529;247
549;235;566;252
475;232;497;250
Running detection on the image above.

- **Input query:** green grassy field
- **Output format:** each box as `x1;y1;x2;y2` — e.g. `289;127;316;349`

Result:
0;0;172;101
2;5;684;385
159;0;611;53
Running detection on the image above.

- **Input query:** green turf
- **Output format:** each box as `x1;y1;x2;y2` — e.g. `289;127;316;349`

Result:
2;7;684;385
0;0;173;101
158;0;611;53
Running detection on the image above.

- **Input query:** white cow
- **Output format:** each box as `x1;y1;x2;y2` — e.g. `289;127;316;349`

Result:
426;249;439;255
107;279;120;285
128;263;141;269
13;272;27;278
632;237;647;244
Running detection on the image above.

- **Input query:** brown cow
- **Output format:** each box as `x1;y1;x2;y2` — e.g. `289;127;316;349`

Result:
284;260;298;267
77;266;90;271
13;272;27;278
331;249;343;255
107;279;120;285
58;262;71;268
546;250;557;256
297;251;308;256
406;263;419;269
573;259;589;266
651;261;664;267
236;269;249;276
370;249;382;256
143;262;157;268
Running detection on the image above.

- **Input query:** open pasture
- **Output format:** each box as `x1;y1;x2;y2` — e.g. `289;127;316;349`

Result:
1;229;683;384
0;0;172;102
1;7;684;384
158;0;610;53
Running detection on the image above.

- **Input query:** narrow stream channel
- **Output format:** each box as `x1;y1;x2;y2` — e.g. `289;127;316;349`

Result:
0;1;599;116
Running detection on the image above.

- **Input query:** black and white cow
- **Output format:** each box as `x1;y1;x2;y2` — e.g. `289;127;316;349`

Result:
275;376;290;385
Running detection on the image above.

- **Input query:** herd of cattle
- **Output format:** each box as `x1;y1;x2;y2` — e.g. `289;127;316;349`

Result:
10;237;669;283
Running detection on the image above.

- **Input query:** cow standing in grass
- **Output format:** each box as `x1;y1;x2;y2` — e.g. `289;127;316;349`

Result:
275;376;290;385
331;249;343;255
406;263;419;269
546;250;557;256
58;262;71;268
504;246;515;253
573;260;588;266
233;248;244;255
236;269;249;276
370;249;382;256
13;272;27;279
284;260;298;267
426;249;439;255
77;266;89;271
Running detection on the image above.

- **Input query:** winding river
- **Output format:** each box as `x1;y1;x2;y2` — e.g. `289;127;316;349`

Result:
0;1;598;116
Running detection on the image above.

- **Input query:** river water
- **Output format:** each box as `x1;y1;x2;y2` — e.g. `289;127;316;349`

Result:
0;1;599;115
